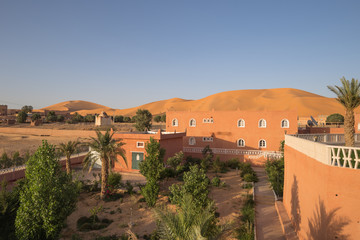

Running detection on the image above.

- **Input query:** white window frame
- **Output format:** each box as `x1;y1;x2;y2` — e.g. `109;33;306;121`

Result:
259;139;266;148
281;119;289;128
172;118;178;127
238;119;245;128
189;137;196;145
189;118;196;127
237;139;245;147
259;119;267;128
202;137;213;142
203;118;207;123
136;142;144;148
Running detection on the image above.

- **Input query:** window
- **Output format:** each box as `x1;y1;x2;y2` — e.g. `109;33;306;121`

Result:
136;142;144;148
238;119;245;128
259;139;266;148
189;137;196;145
210;118;214;123
202;137;213;142
259;119;266;128
237;139;245;147
172;118;178;127
281;119;289;128
189;118;196;127
203;118;207;123
203;118;214;123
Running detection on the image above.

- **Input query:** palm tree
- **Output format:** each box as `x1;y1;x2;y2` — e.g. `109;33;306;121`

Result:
59;140;80;175
83;129;127;199
328;77;360;146
154;194;220;240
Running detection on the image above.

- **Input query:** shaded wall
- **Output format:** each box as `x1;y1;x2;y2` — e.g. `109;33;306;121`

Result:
283;145;360;239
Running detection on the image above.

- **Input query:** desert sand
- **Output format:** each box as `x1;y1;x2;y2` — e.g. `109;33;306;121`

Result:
40;88;348;117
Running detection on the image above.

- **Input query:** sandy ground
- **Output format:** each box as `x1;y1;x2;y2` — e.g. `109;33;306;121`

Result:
60;169;251;240
0;123;165;156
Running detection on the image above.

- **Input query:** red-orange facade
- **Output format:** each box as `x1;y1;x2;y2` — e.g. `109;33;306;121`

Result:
166;110;298;164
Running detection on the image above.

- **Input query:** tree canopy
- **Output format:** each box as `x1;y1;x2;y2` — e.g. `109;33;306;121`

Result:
134;109;152;131
326;113;344;123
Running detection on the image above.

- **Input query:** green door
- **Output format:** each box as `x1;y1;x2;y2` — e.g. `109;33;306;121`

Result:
132;152;144;170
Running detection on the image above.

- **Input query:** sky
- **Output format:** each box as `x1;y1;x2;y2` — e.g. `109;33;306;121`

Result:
1;1;360;109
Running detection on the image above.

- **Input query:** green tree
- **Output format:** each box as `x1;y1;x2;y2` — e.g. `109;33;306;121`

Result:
326;113;344;124
139;137;165;207
161;113;166;123
56;115;64;122
21;106;33;113
31;113;41;121
15;141;78;240
84;114;95;122
72;112;84;123
328;77;360;146
114;115;124;123
83;130;127;199
134;109;152;131
123;116;131;123
169;165;210;209
12;152;24;166
46;111;57;122
154;115;162;123
167;151;184;171
58;140;80;175
16;111;27;123
154;194;220;240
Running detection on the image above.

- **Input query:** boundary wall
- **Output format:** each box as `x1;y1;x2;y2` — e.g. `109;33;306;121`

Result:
283;135;360;239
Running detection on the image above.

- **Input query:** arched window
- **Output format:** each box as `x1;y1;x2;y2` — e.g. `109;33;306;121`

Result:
259;139;266;148
203;118;207;123
189;118;196;127
281;119;289;128
172;118;178;127
259;119;266;128
189;137;196;145
238;119;245;128
237;139;245;147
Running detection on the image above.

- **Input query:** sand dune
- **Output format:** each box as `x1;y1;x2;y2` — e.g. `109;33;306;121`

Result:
40;88;351;117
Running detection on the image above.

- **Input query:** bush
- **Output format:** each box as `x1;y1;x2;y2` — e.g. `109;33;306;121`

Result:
169;165;210;209
140;179;158;207
265;158;284;197
31;113;41;121
153;115;162;123
212;156;227;173
160;168;176;179
84;114;95;122
211;177;221;187
107;172;122;189
125;181;135;195
46;111;57;122
76;216;113;232
57;115;65;122
243;173;258;183
226;158;240;169
114;115;124;123
239;162;258;183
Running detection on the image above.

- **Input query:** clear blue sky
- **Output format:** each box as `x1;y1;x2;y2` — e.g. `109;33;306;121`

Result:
1;1;360;109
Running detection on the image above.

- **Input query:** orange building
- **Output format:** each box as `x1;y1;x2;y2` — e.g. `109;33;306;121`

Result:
113;130;185;172
166;110;297;164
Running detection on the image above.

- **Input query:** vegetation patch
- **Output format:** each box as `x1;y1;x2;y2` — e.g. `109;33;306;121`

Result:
76;216;113;232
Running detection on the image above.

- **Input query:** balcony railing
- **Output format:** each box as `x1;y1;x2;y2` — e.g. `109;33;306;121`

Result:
292;133;360;144
286;134;360;170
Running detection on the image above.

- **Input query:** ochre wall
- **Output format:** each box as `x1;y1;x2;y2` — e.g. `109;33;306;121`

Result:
166;110;297;163
283;145;360;240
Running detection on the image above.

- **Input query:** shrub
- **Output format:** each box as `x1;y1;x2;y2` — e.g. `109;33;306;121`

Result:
84;114;95;122
211;177;221;187
239;162;258;183
169;165;210;209
226;158;240;169
243;173;258;183
46;111;57;122
125;181;135;195
153;115;162;123
31;113;41;121
160;168;176;179
212;156;227;173
114;115;124;123
140;179;158;207
57;115;65;122
76;216;112;232
107;172;122;189
265;158;284;197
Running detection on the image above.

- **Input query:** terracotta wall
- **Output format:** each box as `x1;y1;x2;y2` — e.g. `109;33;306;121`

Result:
113;131;185;172
298;126;344;134
283;145;360;239
166;110;297;163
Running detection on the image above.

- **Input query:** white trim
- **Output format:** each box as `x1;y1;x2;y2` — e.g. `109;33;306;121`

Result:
237;138;245;147
136;141;144;148
237;119;245;128
259;119;267;128
189;137;196;145
281;119;289;128
172;118;178;127
259;139;266;148
189;118;196;127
